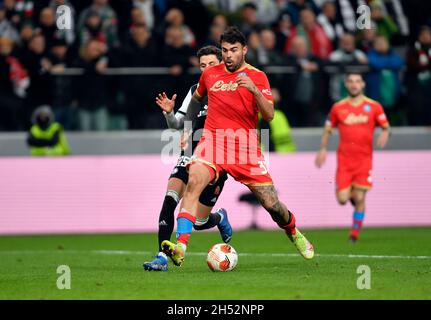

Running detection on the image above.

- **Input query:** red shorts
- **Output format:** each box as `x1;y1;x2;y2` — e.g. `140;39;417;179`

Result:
188;135;273;187
336;153;372;192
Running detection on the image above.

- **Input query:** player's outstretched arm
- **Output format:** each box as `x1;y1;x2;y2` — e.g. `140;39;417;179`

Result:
156;92;176;113
315;126;332;168
156;92;186;130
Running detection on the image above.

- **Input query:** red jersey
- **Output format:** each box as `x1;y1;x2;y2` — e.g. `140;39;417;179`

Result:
191;63;274;186
327;96;389;156
196;63;273;134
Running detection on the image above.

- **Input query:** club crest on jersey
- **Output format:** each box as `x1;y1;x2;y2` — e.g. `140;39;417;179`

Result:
363;104;371;112
210;80;239;92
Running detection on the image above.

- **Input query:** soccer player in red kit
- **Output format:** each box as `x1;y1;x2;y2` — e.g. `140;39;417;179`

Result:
161;26;314;267
315;73;390;242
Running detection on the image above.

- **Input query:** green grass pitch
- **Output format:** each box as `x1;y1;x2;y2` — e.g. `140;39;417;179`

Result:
0;227;430;300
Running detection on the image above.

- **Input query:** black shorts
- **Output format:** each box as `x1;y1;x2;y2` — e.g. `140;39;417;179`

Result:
169;155;228;207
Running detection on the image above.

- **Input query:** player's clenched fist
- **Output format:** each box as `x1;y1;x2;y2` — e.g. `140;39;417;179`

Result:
156;92;177;113
236;75;258;94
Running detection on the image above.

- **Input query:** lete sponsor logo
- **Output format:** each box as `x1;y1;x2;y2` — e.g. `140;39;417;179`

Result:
344;113;369;125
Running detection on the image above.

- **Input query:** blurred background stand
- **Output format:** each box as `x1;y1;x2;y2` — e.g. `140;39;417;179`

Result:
239;191;260;230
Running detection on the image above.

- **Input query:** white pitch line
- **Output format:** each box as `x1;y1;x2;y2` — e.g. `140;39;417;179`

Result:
95;251;431;260
0;249;430;260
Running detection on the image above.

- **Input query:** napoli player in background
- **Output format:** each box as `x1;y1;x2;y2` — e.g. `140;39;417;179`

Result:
315;73;391;242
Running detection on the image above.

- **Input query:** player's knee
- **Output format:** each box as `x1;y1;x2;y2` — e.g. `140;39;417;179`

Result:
353;193;365;205
186;173;205;192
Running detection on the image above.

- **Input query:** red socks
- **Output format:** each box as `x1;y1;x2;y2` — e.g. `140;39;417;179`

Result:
176;211;196;246
278;211;296;236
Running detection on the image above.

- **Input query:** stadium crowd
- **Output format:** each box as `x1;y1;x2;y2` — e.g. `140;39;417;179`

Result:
0;0;430;131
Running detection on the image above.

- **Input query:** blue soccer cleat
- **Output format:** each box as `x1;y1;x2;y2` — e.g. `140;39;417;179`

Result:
143;252;168;272
216;208;233;243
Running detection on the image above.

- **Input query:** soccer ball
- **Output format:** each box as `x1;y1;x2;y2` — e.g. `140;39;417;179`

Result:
206;243;238;272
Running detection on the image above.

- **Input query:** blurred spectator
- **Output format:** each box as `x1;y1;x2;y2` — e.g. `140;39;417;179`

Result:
260;29;283;65
213;14;228;29
273;12;293;54
0;4;20;44
49;0;76;45
370;0;409;44
20;34;52;116
0;36;28;130
405;0;431;44
239;2;265;37
317;1;344;49
241;0;279;26
78;0;119;48
164;8;196;47
201;0;243;13
122;24;158;129
170;0;212;46
159;26;195;128
8;0;34;28
73;40;109;131
27;105;71;156
203;14;227;47
247;29;283;67
284;36;323;126
124;7;147;42
366;36;404;113
284;9;333;60
162;26;195;75
357;25;378;53
37;7;58;50
133;0;155;31
405;26;431;125
282;0;319;26
44;38;76;130
245;31;260;66
130;7;147;29
259;87;296;153
329;33;368;102
79;10;105;47
370;2;399;42
3;0;21;29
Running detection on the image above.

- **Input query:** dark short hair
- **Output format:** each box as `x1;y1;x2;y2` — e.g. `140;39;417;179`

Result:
220;26;247;46
242;2;257;11
345;72;364;80
197;45;222;61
